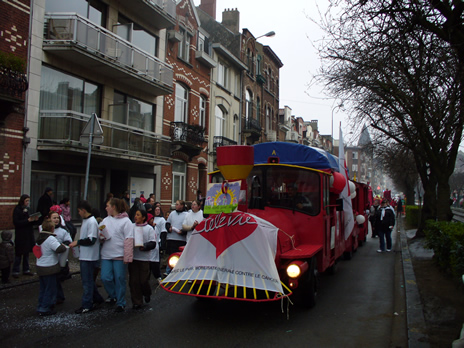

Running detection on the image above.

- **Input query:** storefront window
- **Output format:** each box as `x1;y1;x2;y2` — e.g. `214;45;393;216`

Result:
31;172;102;221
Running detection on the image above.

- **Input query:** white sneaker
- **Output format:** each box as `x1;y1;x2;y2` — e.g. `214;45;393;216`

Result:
386;249;392;252
377;249;384;253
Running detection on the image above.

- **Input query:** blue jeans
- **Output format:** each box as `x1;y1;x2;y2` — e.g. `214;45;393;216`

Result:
12;253;30;274
378;228;392;251
80;260;103;309
101;259;127;307
37;274;57;313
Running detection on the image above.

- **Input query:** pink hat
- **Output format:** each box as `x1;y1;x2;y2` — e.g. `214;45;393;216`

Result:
49;205;62;215
147;213;154;222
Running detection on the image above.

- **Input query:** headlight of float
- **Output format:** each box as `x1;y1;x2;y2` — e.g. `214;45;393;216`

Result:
287;264;302;278
168;254;180;269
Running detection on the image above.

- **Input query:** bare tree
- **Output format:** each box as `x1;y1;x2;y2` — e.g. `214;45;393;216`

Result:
316;0;464;234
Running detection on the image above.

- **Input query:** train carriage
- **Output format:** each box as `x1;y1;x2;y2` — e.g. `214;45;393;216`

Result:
161;142;370;307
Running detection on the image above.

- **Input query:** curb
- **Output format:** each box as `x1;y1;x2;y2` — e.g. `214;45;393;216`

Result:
401;230;430;347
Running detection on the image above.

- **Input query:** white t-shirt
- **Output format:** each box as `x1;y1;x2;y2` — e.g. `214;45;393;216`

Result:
149;216;166;262
133;224;156;261
79;216;100;261
166;210;188;242
36;234;61;267
100;215;133;260
54;226;72;244
183;210;204;243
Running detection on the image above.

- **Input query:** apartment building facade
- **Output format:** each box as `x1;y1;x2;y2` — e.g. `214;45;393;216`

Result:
0;0;30;229
24;0;176;218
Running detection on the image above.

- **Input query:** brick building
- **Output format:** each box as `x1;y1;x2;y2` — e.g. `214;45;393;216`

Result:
0;0;30;229
161;0;214;210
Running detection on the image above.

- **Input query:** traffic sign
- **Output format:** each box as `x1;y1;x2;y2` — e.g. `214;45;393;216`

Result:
80;113;104;145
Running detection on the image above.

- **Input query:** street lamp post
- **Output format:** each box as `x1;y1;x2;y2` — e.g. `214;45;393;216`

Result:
331;102;343;154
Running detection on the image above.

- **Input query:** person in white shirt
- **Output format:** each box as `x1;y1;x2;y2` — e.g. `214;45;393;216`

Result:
149;207;166;281
49;210;72;302
69;201;104;314
129;209;156;309
35;219;67;316
165;200;188;275
99;198;133;313
182;200;204;243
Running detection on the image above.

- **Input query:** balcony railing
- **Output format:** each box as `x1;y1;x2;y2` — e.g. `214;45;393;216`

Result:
38;110;171;163
170;122;206;147
266;130;277;142
0;67;28;99
285;131;300;143
213;136;237;152
145;0;176;19
243;117;261;133
43;14;173;90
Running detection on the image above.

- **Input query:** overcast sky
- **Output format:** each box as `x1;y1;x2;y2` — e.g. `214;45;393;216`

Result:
193;0;353;142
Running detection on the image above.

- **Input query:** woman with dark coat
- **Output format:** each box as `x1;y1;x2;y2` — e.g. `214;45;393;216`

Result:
12;194;39;277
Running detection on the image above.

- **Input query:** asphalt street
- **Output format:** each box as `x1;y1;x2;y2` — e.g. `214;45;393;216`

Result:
0;219;423;348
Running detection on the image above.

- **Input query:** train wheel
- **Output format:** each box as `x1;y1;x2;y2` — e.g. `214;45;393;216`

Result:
295;257;318;308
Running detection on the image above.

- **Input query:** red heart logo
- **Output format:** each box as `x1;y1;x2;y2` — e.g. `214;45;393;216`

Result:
196;212;258;258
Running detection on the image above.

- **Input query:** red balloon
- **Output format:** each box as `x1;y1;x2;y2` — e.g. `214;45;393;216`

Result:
330;172;346;194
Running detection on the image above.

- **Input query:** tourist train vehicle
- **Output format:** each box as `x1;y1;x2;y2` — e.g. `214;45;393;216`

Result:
161;142;370;307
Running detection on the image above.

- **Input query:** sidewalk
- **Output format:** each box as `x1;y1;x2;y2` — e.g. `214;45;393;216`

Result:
400;223;432;348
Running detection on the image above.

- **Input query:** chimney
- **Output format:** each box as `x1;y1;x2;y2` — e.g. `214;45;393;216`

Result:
222;8;240;34
199;0;216;20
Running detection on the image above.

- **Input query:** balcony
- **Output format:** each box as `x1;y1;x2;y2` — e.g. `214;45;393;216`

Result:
195;50;216;68
243;117;261;134
43;14;173;96
37;110;171;165
266;130;277;142
213;136;237;153
0;67;28;102
170;122;206;159
128;0;177;30
285;131;300;143
256;74;266;85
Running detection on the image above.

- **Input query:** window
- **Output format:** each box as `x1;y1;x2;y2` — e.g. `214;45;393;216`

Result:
245;90;253;120
199;96;206;128
233;114;238;141
178;28;191;62
175;83;188;123
215;105;225;136
40;65;101;114
172;161;186;203
112;92;154;131
217;61;228;88
352;151;358;160
266;106;271;133
235;71;241;97
352;164;358;172
247;166;321;216
46;0;106;26
256;55;262;76
256;97;261;120
267;67;272;90
198;31;210;54
115;14;158;56
246;49;254;76
31;171;102;221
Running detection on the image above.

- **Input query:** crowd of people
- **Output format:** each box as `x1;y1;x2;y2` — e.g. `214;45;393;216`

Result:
0;188;204;317
369;195;403;253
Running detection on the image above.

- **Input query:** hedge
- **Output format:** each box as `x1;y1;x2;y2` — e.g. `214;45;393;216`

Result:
424;220;464;278
405;205;421;229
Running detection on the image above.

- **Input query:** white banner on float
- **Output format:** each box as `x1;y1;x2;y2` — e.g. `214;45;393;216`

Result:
162;212;283;294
